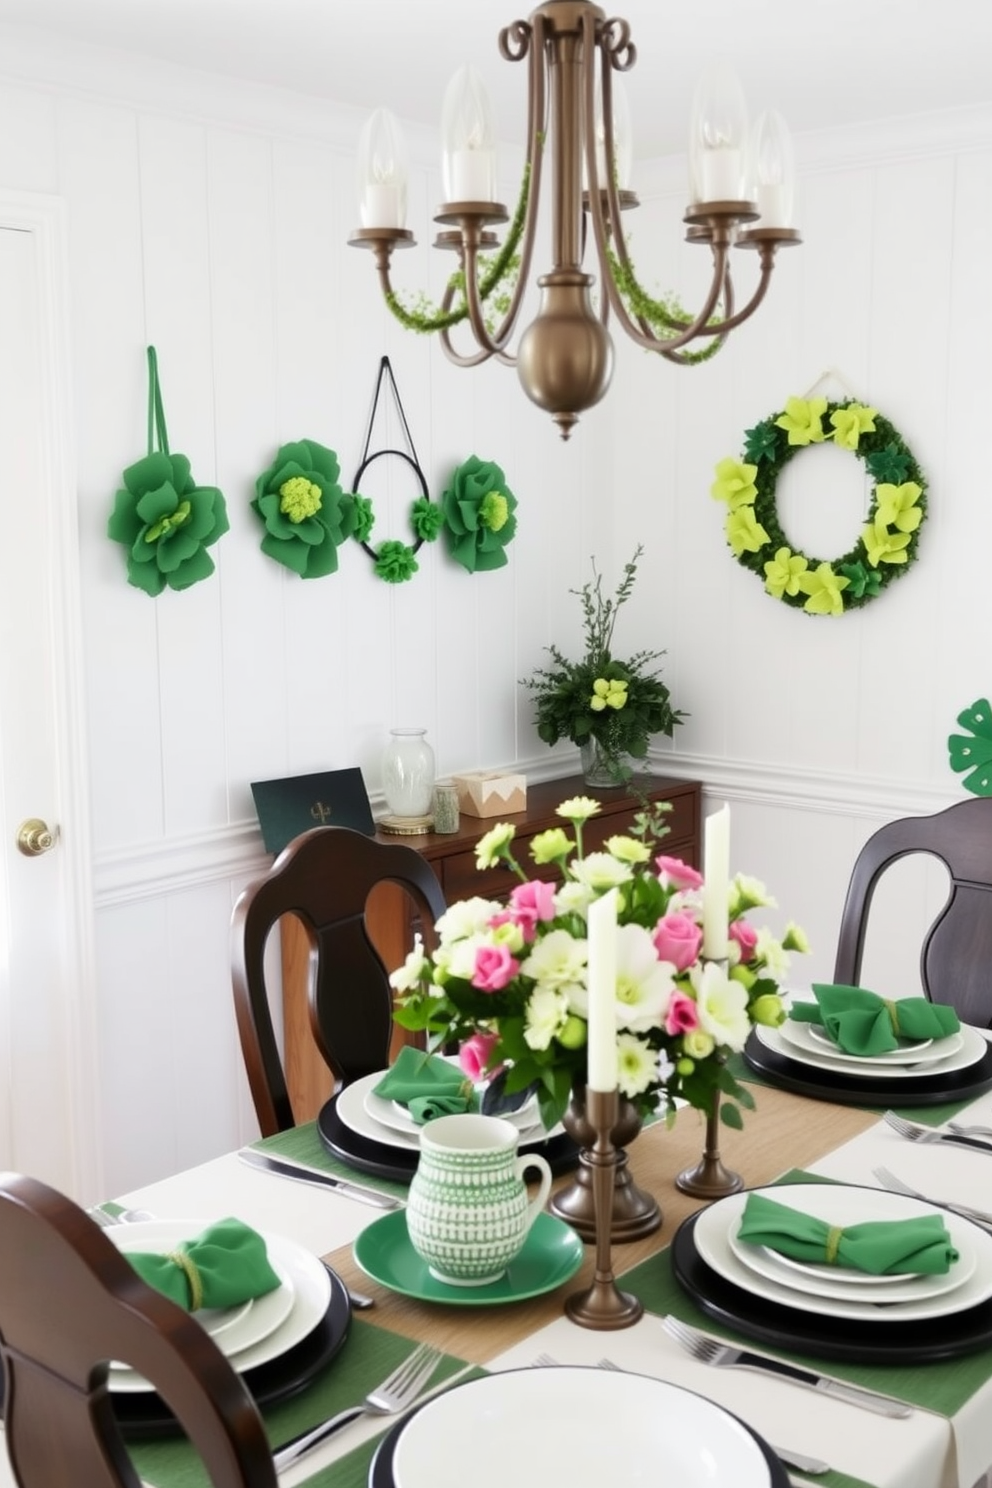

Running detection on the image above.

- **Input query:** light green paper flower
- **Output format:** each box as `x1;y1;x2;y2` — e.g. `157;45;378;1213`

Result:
798;561;850;614
829;404;878;450
862;517;912;567
590;677;628;712
530;828;572;865
774;396;827;446
782;921;810;953
475;822;516;870
763;546;808;599
711;456;759;508
604;835;651;864
726;506;770;556
556;796;602;824
875;481;923;533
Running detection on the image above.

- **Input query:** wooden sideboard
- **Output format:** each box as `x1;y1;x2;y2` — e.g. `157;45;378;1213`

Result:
280;773;701;1122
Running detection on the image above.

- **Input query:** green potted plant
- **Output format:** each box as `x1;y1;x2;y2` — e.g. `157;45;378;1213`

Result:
522;546;685;786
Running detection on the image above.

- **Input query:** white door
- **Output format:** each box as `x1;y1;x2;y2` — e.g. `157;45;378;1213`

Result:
0;195;100;1200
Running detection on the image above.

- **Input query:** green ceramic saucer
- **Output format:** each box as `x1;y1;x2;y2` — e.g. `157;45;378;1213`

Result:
353;1210;584;1305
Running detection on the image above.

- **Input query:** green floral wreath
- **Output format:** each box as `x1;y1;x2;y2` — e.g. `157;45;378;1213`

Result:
711;398;927;615
351;448;442;585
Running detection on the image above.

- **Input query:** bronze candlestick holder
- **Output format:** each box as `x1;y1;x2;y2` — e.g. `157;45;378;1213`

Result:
565;1086;644;1329
550;1086;660;1242
676;958;743;1199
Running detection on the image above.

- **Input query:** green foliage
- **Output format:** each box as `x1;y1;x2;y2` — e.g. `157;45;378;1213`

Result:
606;248;724;365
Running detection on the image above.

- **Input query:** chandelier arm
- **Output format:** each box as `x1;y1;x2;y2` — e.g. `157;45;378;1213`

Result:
603;235;732;353
700;243;777;333
659;264;735;364
582;17;635;334
438;274;499;368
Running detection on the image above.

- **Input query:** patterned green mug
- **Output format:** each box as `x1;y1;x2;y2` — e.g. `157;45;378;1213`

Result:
406;1113;553;1286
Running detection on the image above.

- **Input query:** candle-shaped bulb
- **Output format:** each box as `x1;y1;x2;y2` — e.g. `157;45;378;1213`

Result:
441;63;497;203
357;107;408;228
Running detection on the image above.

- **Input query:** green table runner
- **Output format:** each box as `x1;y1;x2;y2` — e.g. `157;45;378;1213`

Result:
252;1123;409;1203
129;1321;471;1488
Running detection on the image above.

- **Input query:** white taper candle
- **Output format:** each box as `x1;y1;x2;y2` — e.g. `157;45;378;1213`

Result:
702;803;730;960
586;887;619;1093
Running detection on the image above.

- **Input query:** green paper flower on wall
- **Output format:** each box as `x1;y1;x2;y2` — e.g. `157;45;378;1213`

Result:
711;398;927;616
441;455;518;573
948;698;992;797
108;451;229;596
107;347;228;596
252;439;357;578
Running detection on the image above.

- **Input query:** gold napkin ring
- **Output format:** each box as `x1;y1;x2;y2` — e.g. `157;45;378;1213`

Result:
825;1226;843;1265
166;1249;204;1311
884;999;901;1036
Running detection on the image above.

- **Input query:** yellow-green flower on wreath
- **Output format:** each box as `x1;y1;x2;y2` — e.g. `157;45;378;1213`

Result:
774;396;827;446
726;506;770;556
829;403;877;450
763;546;808;600
252;438;357;579
798;562;849;615
441;454;518;573
876;480;923;533
711;457;758;509
590;677;628;712
861;515;913;567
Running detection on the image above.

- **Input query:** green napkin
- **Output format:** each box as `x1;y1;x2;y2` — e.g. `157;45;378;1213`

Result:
789;983;961;1055
737;1192;959;1275
373;1046;477;1124
127;1217;281;1312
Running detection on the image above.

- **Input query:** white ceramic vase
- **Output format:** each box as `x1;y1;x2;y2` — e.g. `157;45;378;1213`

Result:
382;727;435;817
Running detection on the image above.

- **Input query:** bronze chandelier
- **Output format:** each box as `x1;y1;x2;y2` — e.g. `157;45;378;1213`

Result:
350;1;801;440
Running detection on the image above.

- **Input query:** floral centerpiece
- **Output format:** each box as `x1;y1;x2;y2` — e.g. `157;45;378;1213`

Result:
390;795;809;1135
521;546;685;786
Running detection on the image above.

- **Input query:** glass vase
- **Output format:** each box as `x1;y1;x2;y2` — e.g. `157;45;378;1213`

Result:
382;727;435;818
580;737;627;789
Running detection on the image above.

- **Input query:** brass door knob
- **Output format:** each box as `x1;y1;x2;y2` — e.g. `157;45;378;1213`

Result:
16;818;57;856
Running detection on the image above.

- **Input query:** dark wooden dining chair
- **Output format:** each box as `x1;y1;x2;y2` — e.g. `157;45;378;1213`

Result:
0;1171;276;1488
832;797;992;1028
231;825;447;1136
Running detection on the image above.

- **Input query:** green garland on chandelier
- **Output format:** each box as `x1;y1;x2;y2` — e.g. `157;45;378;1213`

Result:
711;398;928;616
606;247;723;365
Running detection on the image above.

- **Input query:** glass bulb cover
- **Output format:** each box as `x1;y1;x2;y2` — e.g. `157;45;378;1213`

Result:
746;109;796;227
583;71;633;193
441;63;497;202
357;107;409;228
689;61;748;202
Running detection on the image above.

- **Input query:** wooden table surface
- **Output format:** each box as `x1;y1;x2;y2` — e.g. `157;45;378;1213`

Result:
324;1084;877;1362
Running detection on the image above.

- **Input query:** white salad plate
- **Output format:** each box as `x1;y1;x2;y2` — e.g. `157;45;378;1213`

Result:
340;1069;557;1150
108;1220;327;1391
390;1368;773;1488
806;1023;933;1059
694;1184;992;1322
779;1018;958;1068
758;1020;977;1079
363;1088;540;1139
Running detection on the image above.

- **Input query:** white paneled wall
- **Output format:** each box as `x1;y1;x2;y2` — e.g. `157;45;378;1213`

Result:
0;26;988;1195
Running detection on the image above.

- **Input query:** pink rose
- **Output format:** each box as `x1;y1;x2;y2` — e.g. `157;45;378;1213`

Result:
665;991;700;1036
459;1031;502;1082
729;919;758;963
655;855;704;891
472;943;519;992
504;879;557;942
652;911;704;972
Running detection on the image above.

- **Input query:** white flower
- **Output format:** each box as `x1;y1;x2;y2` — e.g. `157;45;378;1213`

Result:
569;852;635;892
691;960;751;1051
554;880;595;919
668;887;703;918
389;933;428;993
755;927;790;980
521;928;588;989
729;873;778;915
616;1032;658;1098
436;896;502;945
614;923;675;1033
435;931;490;982
556;796;601;823
524;986;570;1050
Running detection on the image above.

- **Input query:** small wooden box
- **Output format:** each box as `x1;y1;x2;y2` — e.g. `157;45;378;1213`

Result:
452;771;527;818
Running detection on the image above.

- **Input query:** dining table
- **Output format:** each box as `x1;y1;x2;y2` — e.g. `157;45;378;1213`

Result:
3;1046;992;1488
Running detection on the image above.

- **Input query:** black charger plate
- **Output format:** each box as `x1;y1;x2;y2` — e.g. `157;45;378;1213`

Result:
369;1369;789;1488
671;1208;992;1364
317;1092;581;1183
744;1028;992;1107
112;1264;351;1438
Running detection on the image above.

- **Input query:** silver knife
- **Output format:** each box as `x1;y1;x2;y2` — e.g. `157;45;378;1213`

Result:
712;1344;910;1417
237;1149;403;1210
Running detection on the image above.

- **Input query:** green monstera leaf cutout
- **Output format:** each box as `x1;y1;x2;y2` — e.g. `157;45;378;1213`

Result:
948;698;992;796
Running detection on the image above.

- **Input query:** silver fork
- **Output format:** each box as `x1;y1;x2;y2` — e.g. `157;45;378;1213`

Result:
884;1111;992;1152
272;1341;443;1472
595;1357;831;1477
662;1315;911;1417
949;1120;992;1140
872;1165;992;1230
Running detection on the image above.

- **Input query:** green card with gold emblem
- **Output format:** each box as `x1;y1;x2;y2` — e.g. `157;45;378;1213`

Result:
250;768;375;854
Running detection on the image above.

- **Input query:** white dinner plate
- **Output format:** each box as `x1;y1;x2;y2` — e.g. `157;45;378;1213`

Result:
391;1368;772;1488
779;1017;958;1068
757;1020;979;1079
107;1220;327;1391
728;1219;977;1305
108;1294;255;1368
362;1087;540;1139
695;1184;992;1322
340;1069;560;1151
